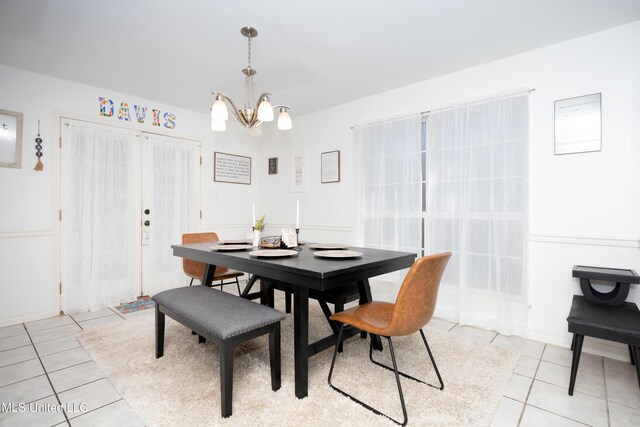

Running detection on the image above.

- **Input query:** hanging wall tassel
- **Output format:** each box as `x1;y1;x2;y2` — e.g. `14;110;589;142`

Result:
34;120;43;171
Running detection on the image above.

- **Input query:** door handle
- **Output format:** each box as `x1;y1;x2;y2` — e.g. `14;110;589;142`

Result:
144;209;150;215
144;220;150;226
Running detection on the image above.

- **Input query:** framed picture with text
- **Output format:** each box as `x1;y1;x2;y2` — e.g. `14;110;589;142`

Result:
321;150;340;183
213;151;251;185
268;157;278;175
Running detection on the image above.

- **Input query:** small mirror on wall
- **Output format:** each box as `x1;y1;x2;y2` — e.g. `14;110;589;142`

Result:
0;109;23;168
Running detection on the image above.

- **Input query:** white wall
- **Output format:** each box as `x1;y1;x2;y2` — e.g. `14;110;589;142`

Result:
257;22;640;359
0;64;261;326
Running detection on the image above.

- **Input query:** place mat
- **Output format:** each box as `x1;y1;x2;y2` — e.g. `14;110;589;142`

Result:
210;244;253;251
313;250;363;259
249;249;299;258
308;243;349;250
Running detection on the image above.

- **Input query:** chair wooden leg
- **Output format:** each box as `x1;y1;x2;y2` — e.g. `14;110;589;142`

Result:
220;342;233;418
155;305;165;359
569;334;584;396
629;345;636;366
269;323;281;391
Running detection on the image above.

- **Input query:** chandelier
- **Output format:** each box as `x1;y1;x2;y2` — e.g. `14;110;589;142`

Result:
210;26;292;133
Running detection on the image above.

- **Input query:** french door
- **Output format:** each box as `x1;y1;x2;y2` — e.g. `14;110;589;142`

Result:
60;119;200;313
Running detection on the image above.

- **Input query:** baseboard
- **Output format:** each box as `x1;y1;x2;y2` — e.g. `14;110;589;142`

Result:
528;330;630;362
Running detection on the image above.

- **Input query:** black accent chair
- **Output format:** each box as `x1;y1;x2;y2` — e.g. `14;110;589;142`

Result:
566;295;640;395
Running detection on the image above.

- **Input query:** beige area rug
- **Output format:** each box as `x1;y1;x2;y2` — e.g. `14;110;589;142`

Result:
77;299;518;426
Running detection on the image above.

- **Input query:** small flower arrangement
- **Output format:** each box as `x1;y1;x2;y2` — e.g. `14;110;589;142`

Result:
254;215;266;232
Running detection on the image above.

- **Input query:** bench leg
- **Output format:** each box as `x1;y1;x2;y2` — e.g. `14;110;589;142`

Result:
220;342;233;418
199;335;206;344
629;345;636;366
155;305;165;359
568;334;584;396
269;323;282;391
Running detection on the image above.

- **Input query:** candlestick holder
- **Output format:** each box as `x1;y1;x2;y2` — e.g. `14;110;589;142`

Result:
295;228;300;246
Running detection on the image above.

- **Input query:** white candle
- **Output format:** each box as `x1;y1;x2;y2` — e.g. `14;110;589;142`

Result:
296;200;300;229
252;202;255;229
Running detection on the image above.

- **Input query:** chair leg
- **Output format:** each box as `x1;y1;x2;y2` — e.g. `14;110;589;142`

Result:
189;278;194;286
629;345;636;366
571;334;575;351
269;323;281;391
198;334;206;344
568;334;584;396
219;279;224;292
367;329;444;390
220;342;233;418
155;305;165;359
328;325;408;426
235;277;241;295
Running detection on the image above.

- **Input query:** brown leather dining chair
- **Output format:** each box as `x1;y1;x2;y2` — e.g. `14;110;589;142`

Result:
328;252;451;426
182;232;244;294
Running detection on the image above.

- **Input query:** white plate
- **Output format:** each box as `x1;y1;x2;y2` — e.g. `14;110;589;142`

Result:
313;250;363;259
308;243;349;250
218;239;251;245
249;249;299;258
211;244;253;251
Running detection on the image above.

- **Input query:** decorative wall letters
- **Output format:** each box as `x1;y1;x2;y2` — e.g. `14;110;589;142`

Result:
99;97;176;129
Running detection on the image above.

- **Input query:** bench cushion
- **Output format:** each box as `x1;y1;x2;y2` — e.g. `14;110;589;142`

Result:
567;295;640;346
153;286;285;340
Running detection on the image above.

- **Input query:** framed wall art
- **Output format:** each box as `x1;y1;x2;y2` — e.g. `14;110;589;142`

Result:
554;93;601;155
214;151;251;185
0;108;23;168
321;150;340;183
268;157;278;175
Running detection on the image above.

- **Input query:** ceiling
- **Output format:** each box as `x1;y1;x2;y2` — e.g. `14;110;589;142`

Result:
1;0;640;117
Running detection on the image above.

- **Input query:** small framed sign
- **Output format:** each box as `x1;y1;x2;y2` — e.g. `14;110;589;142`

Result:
321;150;340;183
268;157;278;175
554;93;601;155
214;151;251;185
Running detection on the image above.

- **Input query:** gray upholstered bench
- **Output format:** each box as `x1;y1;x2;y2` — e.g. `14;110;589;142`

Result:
152;286;285;418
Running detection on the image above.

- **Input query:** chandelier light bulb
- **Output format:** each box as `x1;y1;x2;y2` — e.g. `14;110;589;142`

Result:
257;97;274;122
278;107;292;130
211;96;228;121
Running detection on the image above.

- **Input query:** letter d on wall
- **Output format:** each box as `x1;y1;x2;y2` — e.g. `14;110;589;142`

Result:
99;97;114;117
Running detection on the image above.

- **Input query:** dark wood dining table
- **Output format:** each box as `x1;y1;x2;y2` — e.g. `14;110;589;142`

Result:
171;243;416;398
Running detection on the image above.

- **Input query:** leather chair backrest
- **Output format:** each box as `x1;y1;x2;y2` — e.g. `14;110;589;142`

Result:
182;232;229;279
388;252;451;336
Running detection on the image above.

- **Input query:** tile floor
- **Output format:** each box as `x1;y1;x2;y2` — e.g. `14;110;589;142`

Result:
0;295;639;426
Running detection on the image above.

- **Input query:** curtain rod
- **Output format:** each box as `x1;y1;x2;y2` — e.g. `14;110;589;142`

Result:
350;88;535;130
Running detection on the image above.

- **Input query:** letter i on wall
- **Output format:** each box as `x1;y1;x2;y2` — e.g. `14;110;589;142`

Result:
152;109;161;127
118;102;131;121
99;97;114;117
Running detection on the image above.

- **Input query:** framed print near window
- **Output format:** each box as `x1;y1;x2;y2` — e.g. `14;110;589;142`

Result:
321;150;340;183
268;157;278;175
214;151;251;185
0;108;23;168
554;93;601;155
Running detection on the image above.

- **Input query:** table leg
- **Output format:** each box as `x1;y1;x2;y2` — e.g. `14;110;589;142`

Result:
294;286;309;398
241;275;259;298
357;279;383;351
201;264;217;287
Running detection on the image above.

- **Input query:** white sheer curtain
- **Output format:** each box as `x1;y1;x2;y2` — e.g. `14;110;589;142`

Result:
143;133;200;294
425;93;529;336
354;115;422;262
61;120;141;313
